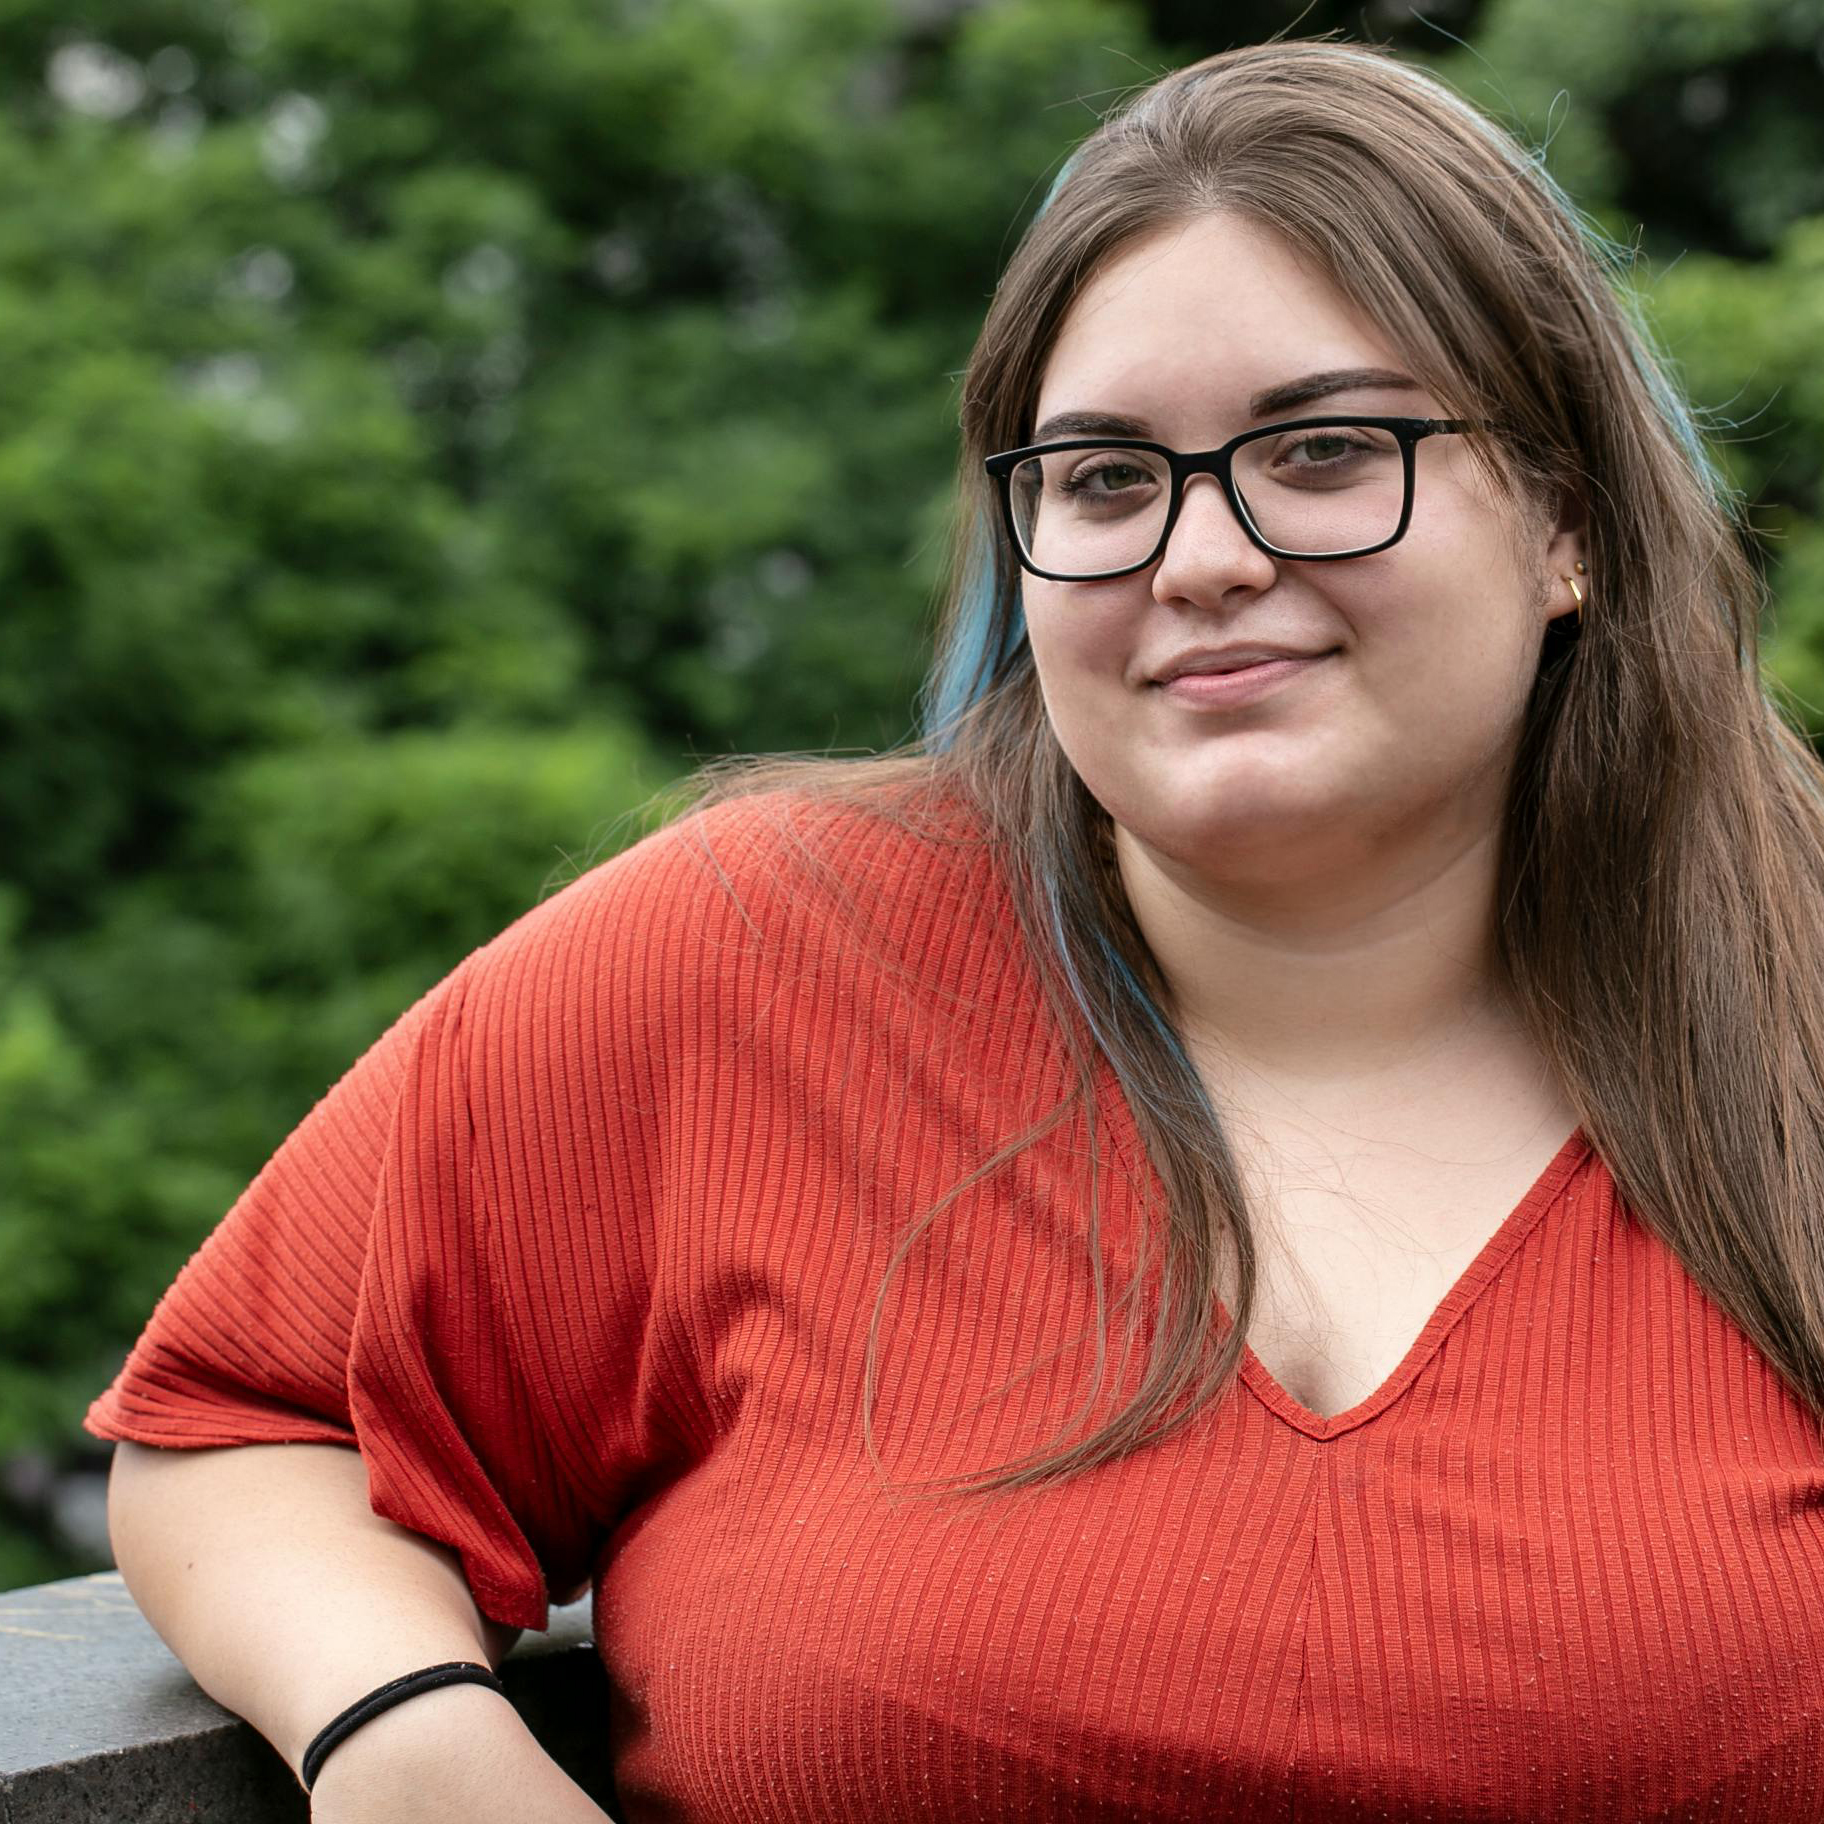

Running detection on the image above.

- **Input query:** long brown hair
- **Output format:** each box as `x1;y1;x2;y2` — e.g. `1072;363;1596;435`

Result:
684;38;1824;1495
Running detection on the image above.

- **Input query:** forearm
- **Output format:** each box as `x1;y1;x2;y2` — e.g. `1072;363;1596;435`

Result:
105;1439;604;1815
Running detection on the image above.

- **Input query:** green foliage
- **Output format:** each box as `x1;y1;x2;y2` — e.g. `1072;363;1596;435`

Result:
0;0;1158;1585
1;0;1819;1587
1431;0;1824;731
1640;217;1824;729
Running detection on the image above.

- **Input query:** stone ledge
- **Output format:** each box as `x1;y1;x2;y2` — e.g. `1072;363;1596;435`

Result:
0;1572;616;1821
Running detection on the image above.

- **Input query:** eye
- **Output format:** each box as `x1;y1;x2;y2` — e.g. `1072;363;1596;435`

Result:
1058;456;1159;498
1253;425;1401;489
1275;432;1369;468
1065;460;1148;493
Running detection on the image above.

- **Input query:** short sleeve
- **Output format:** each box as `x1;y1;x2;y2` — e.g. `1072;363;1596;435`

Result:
87;851;669;1631
83;974;460;1455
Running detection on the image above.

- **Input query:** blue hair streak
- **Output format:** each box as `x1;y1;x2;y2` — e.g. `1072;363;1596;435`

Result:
922;150;1084;748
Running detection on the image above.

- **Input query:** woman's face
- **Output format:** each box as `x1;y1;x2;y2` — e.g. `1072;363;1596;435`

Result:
1019;211;1581;892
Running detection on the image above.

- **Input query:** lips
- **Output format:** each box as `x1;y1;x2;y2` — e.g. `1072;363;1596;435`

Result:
1154;652;1334;709
1152;646;1334;684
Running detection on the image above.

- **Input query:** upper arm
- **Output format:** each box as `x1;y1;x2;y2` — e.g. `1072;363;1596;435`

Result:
89;831;692;1633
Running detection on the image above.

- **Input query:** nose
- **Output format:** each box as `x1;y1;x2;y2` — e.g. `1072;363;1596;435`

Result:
1150;471;1279;606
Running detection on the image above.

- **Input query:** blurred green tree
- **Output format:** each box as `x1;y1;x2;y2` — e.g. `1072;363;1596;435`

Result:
1422;0;1824;731
0;0;1158;1585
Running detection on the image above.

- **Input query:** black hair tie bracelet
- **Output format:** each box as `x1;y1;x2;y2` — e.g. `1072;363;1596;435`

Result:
300;1661;508;1792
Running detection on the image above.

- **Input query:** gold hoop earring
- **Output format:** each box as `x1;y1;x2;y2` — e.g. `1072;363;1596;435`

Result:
1562;559;1587;625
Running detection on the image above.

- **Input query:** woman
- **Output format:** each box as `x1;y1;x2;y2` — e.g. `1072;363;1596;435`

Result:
90;38;1824;1823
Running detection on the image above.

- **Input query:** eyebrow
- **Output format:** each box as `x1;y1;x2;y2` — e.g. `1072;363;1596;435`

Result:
1029;368;1423;445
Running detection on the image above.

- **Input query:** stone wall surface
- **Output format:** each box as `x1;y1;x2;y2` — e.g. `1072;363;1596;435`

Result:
0;1573;614;1821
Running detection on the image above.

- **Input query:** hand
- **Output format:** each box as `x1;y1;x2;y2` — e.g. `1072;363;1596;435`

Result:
306;1681;613;1822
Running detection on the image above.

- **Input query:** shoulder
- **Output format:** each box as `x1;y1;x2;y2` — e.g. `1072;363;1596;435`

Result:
559;778;997;929
665;780;996;910
453;775;1014;1028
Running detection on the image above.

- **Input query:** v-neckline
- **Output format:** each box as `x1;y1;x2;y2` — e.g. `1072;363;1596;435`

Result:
1093;1063;1592;1441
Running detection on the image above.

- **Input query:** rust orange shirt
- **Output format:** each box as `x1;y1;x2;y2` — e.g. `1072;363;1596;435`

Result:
88;793;1824;1820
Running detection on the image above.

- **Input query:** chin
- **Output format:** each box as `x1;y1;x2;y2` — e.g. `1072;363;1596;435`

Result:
1113;793;1328;872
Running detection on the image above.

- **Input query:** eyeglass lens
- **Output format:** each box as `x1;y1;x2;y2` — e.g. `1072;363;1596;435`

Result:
1007;422;1409;574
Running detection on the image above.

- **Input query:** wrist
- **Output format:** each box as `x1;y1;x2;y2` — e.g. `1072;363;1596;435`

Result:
302;1662;506;1791
305;1690;611;1823
301;1678;526;1803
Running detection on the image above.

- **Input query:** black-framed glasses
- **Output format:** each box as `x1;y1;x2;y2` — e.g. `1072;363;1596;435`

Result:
984;416;1480;581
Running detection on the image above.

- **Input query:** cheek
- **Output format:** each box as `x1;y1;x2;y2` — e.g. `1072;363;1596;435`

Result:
1023;587;1132;702
1022;604;1147;797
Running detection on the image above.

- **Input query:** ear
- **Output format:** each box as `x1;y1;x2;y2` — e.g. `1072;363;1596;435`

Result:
1539;486;1588;626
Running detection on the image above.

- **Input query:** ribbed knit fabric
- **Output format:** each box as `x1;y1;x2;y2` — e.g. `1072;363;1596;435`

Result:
87;791;1824;1821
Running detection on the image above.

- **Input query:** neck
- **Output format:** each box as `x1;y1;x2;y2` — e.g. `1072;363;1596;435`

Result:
1114;819;1520;1095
